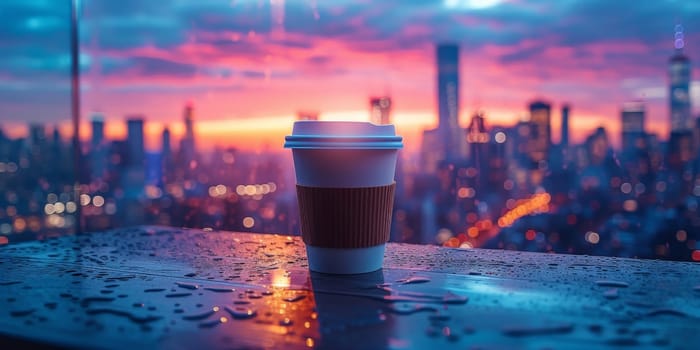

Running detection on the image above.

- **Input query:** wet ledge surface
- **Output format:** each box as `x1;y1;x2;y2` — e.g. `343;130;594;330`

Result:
0;226;699;349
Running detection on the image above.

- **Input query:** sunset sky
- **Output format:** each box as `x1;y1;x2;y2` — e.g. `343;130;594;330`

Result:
1;0;699;152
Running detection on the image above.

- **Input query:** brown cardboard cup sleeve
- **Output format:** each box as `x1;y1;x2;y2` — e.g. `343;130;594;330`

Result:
296;183;396;249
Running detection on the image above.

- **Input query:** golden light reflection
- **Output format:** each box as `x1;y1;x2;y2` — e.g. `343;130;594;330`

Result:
271;269;291;288
255;262;320;345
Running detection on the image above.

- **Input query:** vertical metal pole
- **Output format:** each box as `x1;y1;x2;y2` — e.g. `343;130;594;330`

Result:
70;0;83;234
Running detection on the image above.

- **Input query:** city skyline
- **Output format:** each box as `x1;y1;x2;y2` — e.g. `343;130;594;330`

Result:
1;0;699;151
3;1;700;262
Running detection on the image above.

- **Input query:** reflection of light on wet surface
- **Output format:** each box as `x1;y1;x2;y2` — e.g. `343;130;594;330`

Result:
1;227;699;349
271;269;291;288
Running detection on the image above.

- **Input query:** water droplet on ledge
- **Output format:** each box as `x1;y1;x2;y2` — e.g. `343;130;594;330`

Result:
165;293;192;298
199;317;228;328
10;309;36;317
175;282;199;290
283;294;306;303
224;306;257;319
377;287;468;305
0;281;22;286
502;322;574;337
645;308;689;318
386;303;437;315
595;280;629;288
85;308;162;324
203;287;235;293
395;276;431;285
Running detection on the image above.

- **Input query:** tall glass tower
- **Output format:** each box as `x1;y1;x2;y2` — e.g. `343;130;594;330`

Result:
528;100;551;163
561;104;570;148
181;103;196;164
436;44;463;161
621;101;645;153
669;24;691;132
126;117;145;167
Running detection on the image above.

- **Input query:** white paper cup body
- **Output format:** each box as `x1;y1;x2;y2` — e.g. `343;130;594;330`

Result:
292;148;398;188
285;121;402;274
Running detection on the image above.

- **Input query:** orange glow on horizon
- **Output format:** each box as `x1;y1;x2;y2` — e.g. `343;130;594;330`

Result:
0;108;667;153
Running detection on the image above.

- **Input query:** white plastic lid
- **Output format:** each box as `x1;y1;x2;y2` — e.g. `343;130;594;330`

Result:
284;121;403;149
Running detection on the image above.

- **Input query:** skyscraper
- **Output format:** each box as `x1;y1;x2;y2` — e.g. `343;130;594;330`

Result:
181;103;196;164
160;127;172;186
126;117;145;167
561;104;570;148
436;44;466;161
466;111;488;160
162;127;171;159
421;44;467;172
528;100;551;163
184;103;194;141
90;114;106;179
26;124;46;167
370;96;392;124
586;127;609;164
466;111;489;189
438;44;459;129
124;118;146;223
51;126;61;146
669;24;692;132
28;124;45;149
91;114;104;149
49;125;61;158
620;101;645;153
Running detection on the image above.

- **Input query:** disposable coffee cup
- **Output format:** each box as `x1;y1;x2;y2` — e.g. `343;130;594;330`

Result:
284;121;403;274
